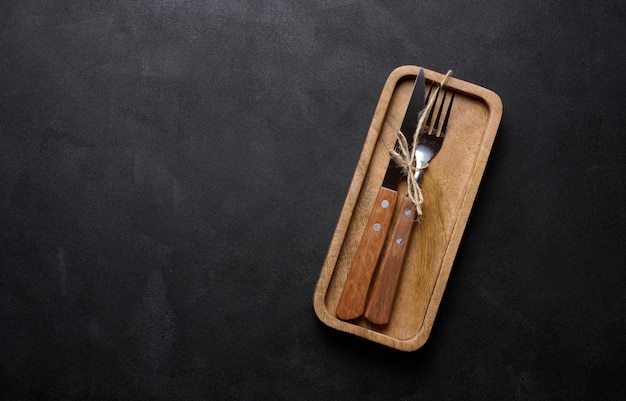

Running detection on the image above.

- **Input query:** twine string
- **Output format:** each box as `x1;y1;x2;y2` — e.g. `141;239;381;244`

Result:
390;70;453;217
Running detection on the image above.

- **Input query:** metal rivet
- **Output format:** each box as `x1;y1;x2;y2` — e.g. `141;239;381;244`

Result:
396;236;404;244
404;208;412;216
381;200;390;209
373;223;381;232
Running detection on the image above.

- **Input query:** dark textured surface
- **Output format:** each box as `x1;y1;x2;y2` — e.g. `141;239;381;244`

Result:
1;1;625;400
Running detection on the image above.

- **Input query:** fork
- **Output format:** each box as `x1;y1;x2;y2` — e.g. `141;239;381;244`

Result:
363;86;455;325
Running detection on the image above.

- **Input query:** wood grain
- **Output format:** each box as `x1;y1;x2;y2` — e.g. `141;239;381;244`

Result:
364;196;416;325
313;65;502;351
335;187;398;320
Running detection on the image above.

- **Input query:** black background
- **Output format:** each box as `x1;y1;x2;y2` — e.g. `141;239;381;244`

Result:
1;1;625;400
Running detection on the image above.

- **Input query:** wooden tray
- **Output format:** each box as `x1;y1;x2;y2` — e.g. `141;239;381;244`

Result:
313;65;503;351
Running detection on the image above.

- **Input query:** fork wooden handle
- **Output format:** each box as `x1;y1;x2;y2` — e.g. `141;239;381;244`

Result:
335;187;397;320
364;196;417;325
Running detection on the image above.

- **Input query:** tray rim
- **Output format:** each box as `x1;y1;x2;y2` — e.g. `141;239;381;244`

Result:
313;65;503;351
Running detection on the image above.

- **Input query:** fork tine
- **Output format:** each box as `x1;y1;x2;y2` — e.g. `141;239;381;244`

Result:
425;88;440;133
441;91;455;135
432;90;448;136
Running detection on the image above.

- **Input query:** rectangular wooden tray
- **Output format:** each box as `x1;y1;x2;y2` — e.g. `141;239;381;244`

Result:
313;65;503;351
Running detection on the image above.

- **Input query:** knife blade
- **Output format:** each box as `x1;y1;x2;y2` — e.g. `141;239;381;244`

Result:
335;69;426;321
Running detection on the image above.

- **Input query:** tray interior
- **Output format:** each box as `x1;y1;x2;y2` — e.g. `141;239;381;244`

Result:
314;66;502;351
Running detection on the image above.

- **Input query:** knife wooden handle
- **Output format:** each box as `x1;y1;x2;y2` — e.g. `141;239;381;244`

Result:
364;196;416;325
335;187;398;321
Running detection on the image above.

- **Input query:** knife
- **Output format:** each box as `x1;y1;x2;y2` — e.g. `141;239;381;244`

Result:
335;69;426;321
